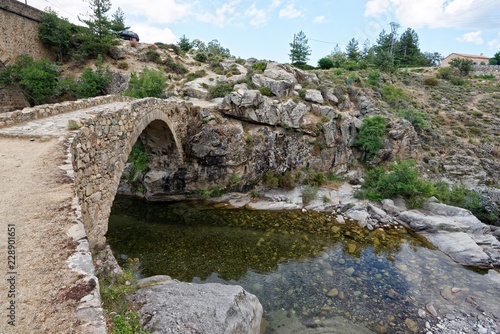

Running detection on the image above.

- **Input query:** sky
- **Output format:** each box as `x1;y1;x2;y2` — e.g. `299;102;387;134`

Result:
23;0;500;65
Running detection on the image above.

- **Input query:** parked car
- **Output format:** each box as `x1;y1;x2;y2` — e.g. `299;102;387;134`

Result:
117;30;139;42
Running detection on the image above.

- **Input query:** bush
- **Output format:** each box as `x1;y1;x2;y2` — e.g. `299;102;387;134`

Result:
144;50;162;64
124;68;166;98
397;109;428;131
73;56;111;98
252;62;267;72
298;89;306;99
424;77;438;86
379;84;406;105
164;55;188;75
356;160;434;208
353;116;386;161
449;76;466;86
117;61;129;70
302;185;318;204
367;70;380;86
0;55;64;106
209;83;234;98
263;171;279;188
317;57;334;70
186;70;207;82
449;58;474;76
194;52;208;63
258;86;273;96
437;67;453;80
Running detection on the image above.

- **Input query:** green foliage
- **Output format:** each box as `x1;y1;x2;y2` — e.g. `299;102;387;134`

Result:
0;55;64;106
194;52;208;63
379;84;406;105
117;61;129;70
264;171;279;188
353;116;386;161
144;50;162;64
302;185;318;204
124;68;166;98
356;160;434;208
209;83;234;98
164;55;188;75
449;58;474;76
197;187;223;198
278;171;296;190
39;10;73;61
289;30;311;65
112;312;150;334
252;62;267;72
424;77;438;86
397;109;428;131
78;0;119;58
327;172;340;181
473;74;495;80
110;7;129;32
307;172;325;187
318;57;334;69
437;67;453;80
367;70;380;86
178;35;193;52
345;38;360;62
298;89;306;99
127;140;149;175
449;76;467;86
186;70;207;82
73;55;111;98
489;51;500;65
258;86;273;96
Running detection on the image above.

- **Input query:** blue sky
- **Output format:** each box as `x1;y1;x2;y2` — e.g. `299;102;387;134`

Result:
26;0;500;64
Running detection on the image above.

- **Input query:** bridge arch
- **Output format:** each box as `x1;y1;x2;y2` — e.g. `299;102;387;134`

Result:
71;98;191;248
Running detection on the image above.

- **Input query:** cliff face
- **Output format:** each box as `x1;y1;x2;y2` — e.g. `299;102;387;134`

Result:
107;43;499;204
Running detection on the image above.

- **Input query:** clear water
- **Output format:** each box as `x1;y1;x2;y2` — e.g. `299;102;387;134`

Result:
107;196;500;334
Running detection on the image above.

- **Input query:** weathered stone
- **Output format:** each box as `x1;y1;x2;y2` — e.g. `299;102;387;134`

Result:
304;89;324;104
280;99;309;129
219;90;279;125
252;74;295;98
129;280;263;334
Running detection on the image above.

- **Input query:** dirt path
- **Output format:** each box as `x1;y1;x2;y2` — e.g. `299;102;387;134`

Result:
0;137;85;333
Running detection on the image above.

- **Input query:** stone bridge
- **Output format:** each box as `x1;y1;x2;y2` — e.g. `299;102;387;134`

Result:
0;95;195;248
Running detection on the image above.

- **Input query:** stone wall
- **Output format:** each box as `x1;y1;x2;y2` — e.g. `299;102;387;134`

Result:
0;0;53;64
71;98;192;247
0;95;134;128
472;65;500;77
0;0;55;112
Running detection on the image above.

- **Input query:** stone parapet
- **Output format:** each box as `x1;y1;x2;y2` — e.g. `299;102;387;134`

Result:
0;95;134;128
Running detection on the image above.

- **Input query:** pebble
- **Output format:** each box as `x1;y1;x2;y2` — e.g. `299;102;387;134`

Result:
426;303;438;317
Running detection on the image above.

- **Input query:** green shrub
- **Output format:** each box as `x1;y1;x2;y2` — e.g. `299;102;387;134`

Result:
186;70;207;82
473;74;495;80
424;77;438;86
437;67;453;80
164;55;188;75
73;56;111;98
302;185;318;204
124;68;166;98
117;61;129;70
0;55;64;106
342;61;359;71
194;52;208;63
264;171;279;188
209;83;234;98
379;84;406;105
258;86;273;96
278;171;296;190
356;160;434;208
449;58;474;76
449;76;466;86
252;62;267;72
144;50;162;64
327;172;340;181
397;109;428;131
298;89;306;99
112;312;150;334
353;116;386;161
317;57;334;69
367;70;380;86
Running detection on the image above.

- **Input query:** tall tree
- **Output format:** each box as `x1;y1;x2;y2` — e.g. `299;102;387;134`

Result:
110;7;129;32
39;9;73;61
490;51;500;65
289;31;311;65
345;38;360;62
397;28;421;66
79;0;117;57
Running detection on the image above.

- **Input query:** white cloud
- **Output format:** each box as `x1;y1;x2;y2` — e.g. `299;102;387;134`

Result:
115;0;193;24
279;4;301;19
457;31;483;45
313;16;326;24
488;39;500;49
131;24;177;44
197;2;238;27
364;0;499;29
245;5;267;26
270;0;282;9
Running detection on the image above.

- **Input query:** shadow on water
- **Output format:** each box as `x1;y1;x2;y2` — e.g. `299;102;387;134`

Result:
107;196;500;334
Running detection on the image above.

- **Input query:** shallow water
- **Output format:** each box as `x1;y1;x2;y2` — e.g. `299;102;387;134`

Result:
107;196;500;333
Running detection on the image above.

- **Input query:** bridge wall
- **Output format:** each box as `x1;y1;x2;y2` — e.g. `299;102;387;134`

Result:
71;98;193;247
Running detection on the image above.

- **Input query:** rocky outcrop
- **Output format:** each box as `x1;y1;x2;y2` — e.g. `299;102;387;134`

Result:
129;277;263;334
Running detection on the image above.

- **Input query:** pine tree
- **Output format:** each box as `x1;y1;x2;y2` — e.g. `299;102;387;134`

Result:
397;28;421;66
79;0;117;57
110;7;129;32
289;31;311;65
345;38;360;62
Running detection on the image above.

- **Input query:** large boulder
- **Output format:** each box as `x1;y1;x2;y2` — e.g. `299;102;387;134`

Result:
183;77;216;100
129;279;263;334
219;89;279;125
280;99;309;129
304;89;324;104
252;74;295;98
262;62;296;82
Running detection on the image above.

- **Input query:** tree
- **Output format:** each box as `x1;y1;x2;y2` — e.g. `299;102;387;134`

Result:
110;7;129;32
489;51;500;65
345;38;360;62
289;31;311;65
318;57;334;69
449;58;474;76
178;35;192;52
79;0;117;57
423;52;442;66
396;28;421;66
39;10;73;62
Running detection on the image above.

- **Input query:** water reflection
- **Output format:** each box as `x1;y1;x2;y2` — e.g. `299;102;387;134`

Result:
108;196;500;333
